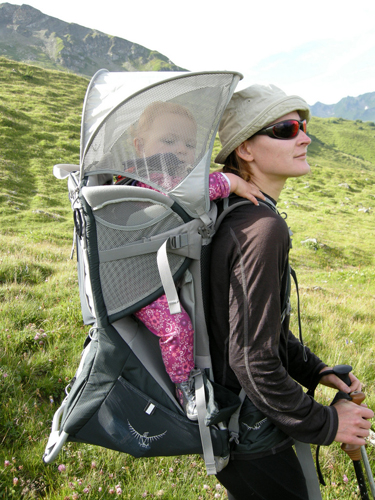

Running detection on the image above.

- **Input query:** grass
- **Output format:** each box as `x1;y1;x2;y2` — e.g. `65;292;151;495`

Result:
1;57;375;499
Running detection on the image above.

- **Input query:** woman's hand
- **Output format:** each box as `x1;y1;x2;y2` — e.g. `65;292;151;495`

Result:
225;173;265;206
334;399;374;445
319;366;361;393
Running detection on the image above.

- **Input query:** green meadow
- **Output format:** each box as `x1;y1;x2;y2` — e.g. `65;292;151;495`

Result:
0;57;374;499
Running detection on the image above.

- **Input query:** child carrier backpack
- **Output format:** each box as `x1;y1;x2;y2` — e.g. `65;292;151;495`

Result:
43;70;245;475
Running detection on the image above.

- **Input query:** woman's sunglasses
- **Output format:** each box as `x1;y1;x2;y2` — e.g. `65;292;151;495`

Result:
255;119;307;140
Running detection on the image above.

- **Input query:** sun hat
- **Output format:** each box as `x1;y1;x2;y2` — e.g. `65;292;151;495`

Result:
215;84;311;164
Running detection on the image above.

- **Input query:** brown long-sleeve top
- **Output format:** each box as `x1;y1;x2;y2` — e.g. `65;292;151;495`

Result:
208;197;338;450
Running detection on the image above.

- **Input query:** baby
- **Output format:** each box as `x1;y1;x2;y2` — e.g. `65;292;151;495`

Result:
121;101;263;420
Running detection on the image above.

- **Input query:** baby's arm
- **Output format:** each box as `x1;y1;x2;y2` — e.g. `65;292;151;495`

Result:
225;172;265;205
209;171;265;205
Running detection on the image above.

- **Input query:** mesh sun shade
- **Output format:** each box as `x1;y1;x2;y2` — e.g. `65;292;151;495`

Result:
81;73;237;196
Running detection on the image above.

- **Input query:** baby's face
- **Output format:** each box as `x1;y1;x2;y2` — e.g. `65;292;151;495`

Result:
137;112;197;165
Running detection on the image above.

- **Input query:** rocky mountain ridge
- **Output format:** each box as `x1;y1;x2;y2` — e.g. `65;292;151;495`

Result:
0;3;186;76
311;91;375;122
1;3;374;121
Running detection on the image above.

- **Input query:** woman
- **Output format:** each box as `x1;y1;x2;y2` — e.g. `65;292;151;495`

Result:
208;84;373;500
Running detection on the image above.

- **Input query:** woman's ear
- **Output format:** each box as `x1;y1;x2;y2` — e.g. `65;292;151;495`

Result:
235;140;254;162
134;137;144;155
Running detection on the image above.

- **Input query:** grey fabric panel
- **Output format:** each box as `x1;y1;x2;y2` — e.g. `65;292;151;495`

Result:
61;325;130;434
62;319;181;436
113;316;179;410
82;185;174;210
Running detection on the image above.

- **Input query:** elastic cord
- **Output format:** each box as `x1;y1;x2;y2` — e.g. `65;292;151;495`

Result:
290;267;307;362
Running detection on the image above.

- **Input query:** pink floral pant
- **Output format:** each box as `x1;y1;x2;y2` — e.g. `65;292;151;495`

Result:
134;295;195;383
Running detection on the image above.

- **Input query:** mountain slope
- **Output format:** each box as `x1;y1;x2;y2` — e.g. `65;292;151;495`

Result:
311;91;375;122
0;3;187;76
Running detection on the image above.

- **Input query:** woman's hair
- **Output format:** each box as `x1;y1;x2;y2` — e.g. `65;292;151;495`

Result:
222;147;252;182
133;101;196;139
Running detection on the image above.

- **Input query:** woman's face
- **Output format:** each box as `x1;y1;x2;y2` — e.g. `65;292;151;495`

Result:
242;111;311;185
135;112;197;166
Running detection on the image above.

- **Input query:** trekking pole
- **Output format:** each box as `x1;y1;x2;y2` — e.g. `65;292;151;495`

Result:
362;446;375;500
332;365;372;500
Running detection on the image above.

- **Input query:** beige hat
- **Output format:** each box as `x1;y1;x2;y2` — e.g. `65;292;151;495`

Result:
215;84;311;164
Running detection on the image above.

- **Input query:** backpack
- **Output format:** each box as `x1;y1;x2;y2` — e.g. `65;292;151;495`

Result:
43;71;321;496
43;70;245;475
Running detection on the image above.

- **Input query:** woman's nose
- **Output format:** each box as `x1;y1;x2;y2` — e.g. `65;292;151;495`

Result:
299;131;311;145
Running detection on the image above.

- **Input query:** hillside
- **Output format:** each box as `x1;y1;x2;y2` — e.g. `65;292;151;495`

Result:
0;2;186;76
311;91;375;122
1;59;375;499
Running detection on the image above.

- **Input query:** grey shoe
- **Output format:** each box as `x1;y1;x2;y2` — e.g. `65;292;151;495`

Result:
176;378;198;421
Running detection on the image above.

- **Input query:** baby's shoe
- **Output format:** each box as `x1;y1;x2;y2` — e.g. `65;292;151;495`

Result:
175;378;198;421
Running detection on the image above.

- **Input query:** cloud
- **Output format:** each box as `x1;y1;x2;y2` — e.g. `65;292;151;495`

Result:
236;31;375;104
8;0;375;104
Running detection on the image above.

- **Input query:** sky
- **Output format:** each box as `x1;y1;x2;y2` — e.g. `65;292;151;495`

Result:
8;0;375;105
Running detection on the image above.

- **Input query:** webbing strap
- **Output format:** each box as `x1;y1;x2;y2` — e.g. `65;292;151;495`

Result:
99;238;166;263
98;232;190;263
294;441;323;499
228;388;247;444
194;371;217;475
156;239;181;314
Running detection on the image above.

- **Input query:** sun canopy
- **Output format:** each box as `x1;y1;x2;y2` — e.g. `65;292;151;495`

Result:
80;70;192;161
79;70;243;218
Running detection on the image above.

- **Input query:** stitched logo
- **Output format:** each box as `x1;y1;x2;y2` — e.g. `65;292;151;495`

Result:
243;417;267;431
128;420;167;449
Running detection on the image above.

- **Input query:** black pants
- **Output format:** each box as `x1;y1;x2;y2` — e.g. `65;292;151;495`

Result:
217;447;309;500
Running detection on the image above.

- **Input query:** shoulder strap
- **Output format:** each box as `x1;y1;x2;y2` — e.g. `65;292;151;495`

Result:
215;195;293;325
214;195;277;232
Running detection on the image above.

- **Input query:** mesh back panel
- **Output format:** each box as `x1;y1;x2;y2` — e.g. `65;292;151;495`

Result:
93;197;186;317
82;74;234;194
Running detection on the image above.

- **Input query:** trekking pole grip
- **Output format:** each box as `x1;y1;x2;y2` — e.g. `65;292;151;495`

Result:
332;365;367;461
341;391;366;461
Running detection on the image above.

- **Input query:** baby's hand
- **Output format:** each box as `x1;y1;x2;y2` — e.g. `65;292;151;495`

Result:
225;173;265;206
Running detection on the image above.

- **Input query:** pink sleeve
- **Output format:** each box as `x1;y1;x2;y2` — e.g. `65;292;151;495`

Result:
208;171;230;200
